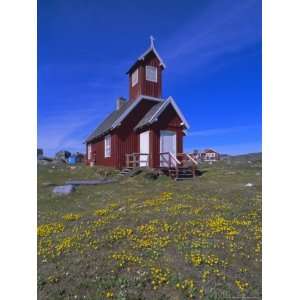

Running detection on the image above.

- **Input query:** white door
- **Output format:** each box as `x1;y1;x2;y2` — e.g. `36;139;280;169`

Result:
139;131;149;167
160;130;176;167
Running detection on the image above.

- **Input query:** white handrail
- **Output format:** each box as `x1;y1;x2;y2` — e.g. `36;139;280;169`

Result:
159;152;181;167
186;153;198;165
169;152;181;165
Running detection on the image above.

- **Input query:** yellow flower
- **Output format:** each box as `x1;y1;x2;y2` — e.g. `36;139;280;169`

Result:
62;213;81;221
105;291;114;298
37;223;64;237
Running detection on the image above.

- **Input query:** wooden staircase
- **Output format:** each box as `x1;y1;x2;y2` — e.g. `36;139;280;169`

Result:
119;167;132;176
168;167;195;181
122;152;198;181
118;167;142;177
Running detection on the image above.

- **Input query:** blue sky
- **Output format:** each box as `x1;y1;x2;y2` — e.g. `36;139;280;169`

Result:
38;0;261;156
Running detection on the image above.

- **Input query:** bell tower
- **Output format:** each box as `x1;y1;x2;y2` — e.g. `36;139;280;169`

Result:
127;36;166;100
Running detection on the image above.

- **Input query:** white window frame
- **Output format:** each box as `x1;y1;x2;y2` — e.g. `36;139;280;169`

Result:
146;65;157;82
87;144;92;160
104;134;111;158
131;69;138;87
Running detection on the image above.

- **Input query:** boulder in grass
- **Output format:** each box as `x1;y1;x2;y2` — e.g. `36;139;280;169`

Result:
52;158;67;165
52;185;75;196
143;169;159;180
55;150;71;161
37;155;53;162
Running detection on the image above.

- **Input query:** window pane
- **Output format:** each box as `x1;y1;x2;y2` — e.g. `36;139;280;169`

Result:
132;69;138;87
104;135;111;157
146;66;157;82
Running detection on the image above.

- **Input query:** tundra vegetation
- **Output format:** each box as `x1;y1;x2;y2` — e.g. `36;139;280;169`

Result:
38;154;261;300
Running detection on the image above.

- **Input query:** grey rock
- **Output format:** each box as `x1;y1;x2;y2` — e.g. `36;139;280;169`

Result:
245;183;254;187
143;170;159;180
55;150;71;160
42;182;55;187
37;156;53;162
52;185;75;195
226;171;236;175
37;160;50;166
53;158;67;165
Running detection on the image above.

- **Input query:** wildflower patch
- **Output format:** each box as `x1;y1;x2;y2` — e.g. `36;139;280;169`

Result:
37;223;64;237
62;213;81;221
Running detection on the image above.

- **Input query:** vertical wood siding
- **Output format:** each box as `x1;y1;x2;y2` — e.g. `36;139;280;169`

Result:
86;104;185;169
150;105;185;168
115;100;158;168
129;52;162;100
86;134;117;167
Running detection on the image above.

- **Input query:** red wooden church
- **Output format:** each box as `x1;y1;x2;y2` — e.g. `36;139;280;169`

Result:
85;37;197;178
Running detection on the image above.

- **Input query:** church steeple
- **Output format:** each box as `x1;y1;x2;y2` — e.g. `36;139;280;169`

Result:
127;36;166;101
149;35;155;48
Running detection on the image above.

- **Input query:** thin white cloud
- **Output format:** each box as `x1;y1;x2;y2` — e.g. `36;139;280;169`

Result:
37;105;110;156
161;0;261;73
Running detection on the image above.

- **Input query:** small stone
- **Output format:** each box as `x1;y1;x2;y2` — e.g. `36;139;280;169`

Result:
245;183;254;187
52;185;75;195
42;182;55;187
226;171;236;175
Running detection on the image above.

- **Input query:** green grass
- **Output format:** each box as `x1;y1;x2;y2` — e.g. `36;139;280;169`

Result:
38;155;261;300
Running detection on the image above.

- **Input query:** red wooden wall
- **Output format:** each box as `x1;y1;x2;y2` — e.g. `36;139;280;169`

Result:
147;105;185;168
86;103;185;169
87;133;118;167
129;52;163;100
114;100;158;168
86;101;158;169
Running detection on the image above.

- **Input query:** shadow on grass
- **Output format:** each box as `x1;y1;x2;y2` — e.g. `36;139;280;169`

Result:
195;169;207;177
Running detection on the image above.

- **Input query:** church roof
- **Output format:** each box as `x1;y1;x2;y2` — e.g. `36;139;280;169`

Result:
134;102;165;130
134;96;190;130
85;95;162;143
85;100;132;143
126;36;166;74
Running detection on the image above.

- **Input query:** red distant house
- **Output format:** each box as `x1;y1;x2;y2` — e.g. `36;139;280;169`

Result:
85;37;196;176
200;149;220;161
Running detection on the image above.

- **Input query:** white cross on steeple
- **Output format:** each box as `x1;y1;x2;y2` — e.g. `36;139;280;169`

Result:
150;35;155;48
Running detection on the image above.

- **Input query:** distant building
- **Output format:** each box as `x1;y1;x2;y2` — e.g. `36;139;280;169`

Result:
200;149;220;161
37;148;43;157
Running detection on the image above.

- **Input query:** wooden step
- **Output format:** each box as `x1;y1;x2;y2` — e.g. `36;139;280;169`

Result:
175;177;194;181
176;173;193;177
118;168;142;177
118;168;132;176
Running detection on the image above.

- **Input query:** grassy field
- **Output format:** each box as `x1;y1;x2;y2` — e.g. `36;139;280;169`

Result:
37;154;262;300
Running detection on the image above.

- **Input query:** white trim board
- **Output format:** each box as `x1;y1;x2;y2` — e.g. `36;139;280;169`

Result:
139;45;166;69
111;95;163;129
149;96;190;129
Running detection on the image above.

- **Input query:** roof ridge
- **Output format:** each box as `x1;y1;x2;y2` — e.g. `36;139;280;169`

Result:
85;96;163;143
126;36;166;74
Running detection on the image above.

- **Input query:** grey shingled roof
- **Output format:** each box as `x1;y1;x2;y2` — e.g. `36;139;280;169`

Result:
134;102;165;130
85;100;134;143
